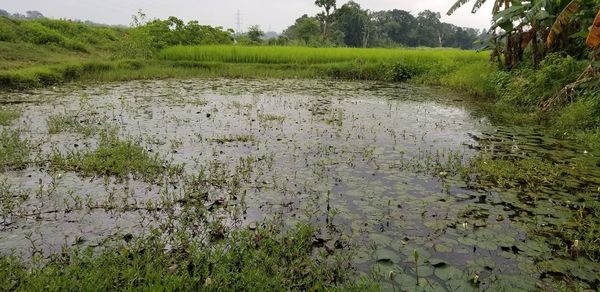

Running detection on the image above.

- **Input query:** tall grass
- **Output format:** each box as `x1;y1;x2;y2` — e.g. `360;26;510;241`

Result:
159;45;487;66
158;45;493;91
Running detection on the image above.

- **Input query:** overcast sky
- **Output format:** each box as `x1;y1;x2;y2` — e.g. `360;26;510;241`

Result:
0;0;494;32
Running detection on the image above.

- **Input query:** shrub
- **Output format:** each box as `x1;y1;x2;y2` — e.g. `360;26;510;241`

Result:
19;21;65;45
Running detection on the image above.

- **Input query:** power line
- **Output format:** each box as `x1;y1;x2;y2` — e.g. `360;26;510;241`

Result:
235;9;242;35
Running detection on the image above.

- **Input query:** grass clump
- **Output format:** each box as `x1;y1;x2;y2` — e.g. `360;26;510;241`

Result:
0;109;20;126
47;113;97;136
470;156;565;190
50;133;181;182
0;129;30;171
258;113;286;123
0;223;373;291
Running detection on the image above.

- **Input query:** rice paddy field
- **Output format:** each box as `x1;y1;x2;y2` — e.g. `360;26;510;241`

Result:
0;46;493;99
159;45;486;65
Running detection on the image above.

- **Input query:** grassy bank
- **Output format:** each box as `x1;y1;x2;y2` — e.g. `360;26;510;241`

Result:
1;44;493;97
0;223;374;290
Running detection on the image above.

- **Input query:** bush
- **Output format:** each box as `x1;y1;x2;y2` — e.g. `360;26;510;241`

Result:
19;21;65;45
493;54;587;107
0;17;18;41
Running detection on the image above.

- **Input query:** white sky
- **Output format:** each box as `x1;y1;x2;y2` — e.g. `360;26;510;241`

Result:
0;0;494;32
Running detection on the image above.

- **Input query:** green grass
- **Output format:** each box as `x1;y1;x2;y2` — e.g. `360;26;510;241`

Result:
0;109;20;126
159;45;486;65
0;129;30;171
0;223;375;291
47;112;100;136
159;45;493;89
0;16;122;54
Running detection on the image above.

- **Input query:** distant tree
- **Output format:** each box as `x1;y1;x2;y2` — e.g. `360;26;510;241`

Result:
371;9;417;46
268;35;290;46
25;10;44;19
0;9;10;17
315;0;336;39
247;25;264;44
284;15;321;45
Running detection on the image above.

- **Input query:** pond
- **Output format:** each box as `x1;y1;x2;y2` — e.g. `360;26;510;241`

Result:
1;78;599;290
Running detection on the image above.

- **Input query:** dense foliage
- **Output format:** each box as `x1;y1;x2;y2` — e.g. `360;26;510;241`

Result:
449;0;600;69
0;16;122;52
0;223;373;291
118;12;234;58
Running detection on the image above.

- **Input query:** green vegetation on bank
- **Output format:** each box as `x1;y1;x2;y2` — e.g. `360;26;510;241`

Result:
0;223;373;291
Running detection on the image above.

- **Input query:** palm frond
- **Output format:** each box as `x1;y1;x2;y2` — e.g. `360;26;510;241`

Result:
492;0;503;15
447;0;473;15
546;0;582;47
586;9;600;48
471;0;489;14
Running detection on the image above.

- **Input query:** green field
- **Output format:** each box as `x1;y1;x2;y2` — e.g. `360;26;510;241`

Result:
159;45;486;65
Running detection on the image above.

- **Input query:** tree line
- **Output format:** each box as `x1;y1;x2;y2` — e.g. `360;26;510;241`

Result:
270;1;482;49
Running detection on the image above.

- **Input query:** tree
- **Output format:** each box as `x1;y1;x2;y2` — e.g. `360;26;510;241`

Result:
247;25;264;45
315;0;336;39
386;9;417;46
416;10;441;47
0;9;10;17
284;15;321;45
332;1;369;47
447;0;515;68
25;10;44;19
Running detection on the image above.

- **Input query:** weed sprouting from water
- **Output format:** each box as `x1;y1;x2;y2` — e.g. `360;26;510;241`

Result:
47;112;101;136
0;179;30;227
258;113;285;123
209;134;256;144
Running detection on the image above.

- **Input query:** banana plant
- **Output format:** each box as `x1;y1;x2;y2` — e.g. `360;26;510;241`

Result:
546;0;583;46
491;0;558;66
587;10;600;48
446;0;506;16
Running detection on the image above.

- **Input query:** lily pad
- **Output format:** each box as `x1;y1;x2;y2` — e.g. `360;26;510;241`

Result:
435;265;464;281
369;233;393;246
376;248;399;265
434;244;453;253
428;258;447;268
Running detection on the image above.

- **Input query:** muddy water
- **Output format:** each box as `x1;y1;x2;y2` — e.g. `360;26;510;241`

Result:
1;79;599;290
